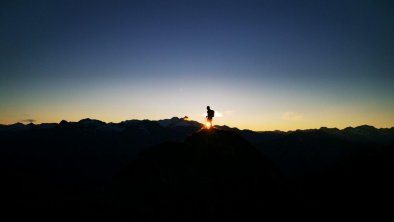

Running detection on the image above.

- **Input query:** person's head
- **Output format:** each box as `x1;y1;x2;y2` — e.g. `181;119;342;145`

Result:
207;106;210;110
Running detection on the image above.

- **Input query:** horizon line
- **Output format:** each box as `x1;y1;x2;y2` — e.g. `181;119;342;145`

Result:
1;117;393;133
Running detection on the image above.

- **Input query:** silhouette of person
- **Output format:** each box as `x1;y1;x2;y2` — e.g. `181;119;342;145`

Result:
206;106;215;129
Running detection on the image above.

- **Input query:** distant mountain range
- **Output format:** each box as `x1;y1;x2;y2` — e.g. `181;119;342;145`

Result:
1;117;393;215
2;117;393;145
2;117;393;176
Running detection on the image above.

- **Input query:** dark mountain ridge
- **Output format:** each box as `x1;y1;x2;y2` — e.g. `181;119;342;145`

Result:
1;117;393;215
107;129;289;218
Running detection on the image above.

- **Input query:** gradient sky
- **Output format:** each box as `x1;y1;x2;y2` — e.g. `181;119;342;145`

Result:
1;0;394;131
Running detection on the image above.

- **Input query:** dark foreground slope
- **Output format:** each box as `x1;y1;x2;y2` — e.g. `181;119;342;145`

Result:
0;118;201;214
1;119;393;215
238;126;394;210
106;129;288;218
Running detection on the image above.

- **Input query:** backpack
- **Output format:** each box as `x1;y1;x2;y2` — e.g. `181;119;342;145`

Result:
209;109;215;118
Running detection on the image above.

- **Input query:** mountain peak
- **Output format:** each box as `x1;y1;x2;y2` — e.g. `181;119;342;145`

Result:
78;118;105;124
354;125;377;130
158;116;202;128
111;128;287;218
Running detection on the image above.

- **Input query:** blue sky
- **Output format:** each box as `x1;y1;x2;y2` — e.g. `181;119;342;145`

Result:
1;0;394;130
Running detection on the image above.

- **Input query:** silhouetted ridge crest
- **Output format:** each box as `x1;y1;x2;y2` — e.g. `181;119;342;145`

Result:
1;119;393;215
111;129;287;218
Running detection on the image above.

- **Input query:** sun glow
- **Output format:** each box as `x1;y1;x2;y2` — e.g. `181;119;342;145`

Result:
205;121;211;129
